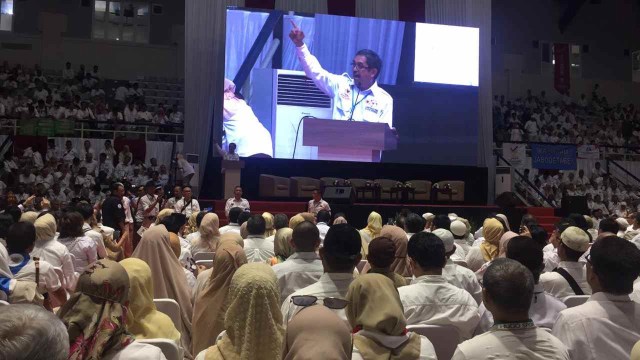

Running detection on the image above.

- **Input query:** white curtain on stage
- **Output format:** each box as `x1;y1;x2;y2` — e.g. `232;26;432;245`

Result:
225;10;276;80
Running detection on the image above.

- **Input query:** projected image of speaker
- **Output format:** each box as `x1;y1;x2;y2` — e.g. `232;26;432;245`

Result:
323;186;355;204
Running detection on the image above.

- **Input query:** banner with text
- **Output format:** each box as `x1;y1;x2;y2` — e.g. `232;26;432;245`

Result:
502;143;527;168
531;144;577;170
554;43;571;95
577;144;600;159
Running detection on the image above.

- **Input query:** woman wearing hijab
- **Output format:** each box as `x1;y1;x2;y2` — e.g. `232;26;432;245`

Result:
269;227;294;265
191;213;221;257
120;258;181;343
195;263;283;360
184;211;200;237
263;212;276;238
155;208;174;225
347;274;437;360
465;218;505;272
282;305;352;360
362;237;407;287
58;259;166;360
379;225;412;277
360;212;383;246
474;230;519;281
192;232;245;300
192;238;247;355
288;214;305;230
132;224;193;358
31;213;77;291
19;211;38;224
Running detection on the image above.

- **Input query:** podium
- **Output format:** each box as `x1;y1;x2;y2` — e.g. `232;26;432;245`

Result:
222;160;244;199
301;118;398;162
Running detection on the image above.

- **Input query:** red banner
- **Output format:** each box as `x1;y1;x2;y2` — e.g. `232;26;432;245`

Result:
554;43;571;94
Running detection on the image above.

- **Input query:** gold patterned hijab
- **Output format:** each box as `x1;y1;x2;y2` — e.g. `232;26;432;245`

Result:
120;258;180;342
58;259;135;360
283;305;352;360
346;274;421;360
361;212;383;240
263;212;276;238
481;218;504;262
379;225;412;277
192;239;247;355
289;214;305;230
204;263;284;360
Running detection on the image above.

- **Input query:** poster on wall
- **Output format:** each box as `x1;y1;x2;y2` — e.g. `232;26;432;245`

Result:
577;144;600;159
531;144;577;170
502;143;527;168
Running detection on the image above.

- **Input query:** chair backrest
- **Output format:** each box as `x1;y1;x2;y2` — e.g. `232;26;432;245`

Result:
153;298;182;333
357;260;368;273
196;259;214;269
137;339;181;360
563;295;590;308
193;252;215;262
407;324;460;360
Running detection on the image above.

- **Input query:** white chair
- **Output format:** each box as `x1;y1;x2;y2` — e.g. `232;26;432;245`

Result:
153;298;182;333
193;252;215;262
0;300;9;305
137;339;181;360
195;259;214;269
407;324;460;360
357;260;368;273
563;295;590;308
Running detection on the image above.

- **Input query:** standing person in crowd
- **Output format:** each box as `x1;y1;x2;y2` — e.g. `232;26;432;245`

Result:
281;223;361;323
272;221;322;301
57;259;167;360
400;232;480;340
243;214;274;263
224;185;250;217
135;181;162;230
194;263;283;360
101;182;128;256
347;274;437;360
363;236;407;287
164;185;182;210
452;258;570;360
175;185;200;218
307;189;331;215
176;154;195;186
553;236;640;360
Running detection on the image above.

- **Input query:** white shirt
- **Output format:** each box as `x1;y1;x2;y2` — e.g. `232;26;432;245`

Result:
352;330;437;360
307;199;331;215
476;284;566;334
135;194;159;223
552;292;640;360
114;163;133;180
102;341;167;360
281;272;355;324
224;197;250;217
82;223;107;259
177;158;195;178
219;223;241;235
174;198;200;218
57;236;98;274
30;238;77;290
243;235;274;263
539;261;592;300
399;275;480;340
316;222;330;243
9;254;62;294
296;44;393;127
272;252;324;302
453;326;570;360
442;259;483;304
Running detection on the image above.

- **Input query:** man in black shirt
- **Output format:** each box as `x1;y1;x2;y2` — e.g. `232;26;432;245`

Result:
102;182;126;241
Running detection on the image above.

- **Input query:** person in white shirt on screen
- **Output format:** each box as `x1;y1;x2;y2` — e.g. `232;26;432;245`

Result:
272;221;323;302
224;186;250;218
222;79;273;158
174;185;200;218
243;215;274;263
452;258;570;360
552;236;640;360
289;21;394;128
308;189;330;215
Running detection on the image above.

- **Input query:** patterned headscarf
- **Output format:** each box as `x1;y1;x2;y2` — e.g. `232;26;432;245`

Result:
263;212;276;238
58;259;135;360
481;218;505;262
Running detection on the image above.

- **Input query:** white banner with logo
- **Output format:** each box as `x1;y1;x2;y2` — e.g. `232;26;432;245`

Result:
502;143;527;168
577;145;600;159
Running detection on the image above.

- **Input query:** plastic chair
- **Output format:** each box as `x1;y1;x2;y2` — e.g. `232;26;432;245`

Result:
195;259;214;269
137;339;181;360
153;298;182;333
193;252;215;262
563;295;590;308
407;324;460;360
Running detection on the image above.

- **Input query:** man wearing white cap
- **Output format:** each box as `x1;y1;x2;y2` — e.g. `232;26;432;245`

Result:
539;226;592;300
433;228;482;304
450;220;471;257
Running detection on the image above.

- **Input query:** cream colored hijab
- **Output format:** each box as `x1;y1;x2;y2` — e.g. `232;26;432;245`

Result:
192;239;247;355
283;306;352;360
155;208;174;225
379;225;412;277
132;224;193;357
204;263;284;360
120;258;180;342
19;211;38;224
346;274;421;360
34;213;57;241
263;212;276;238
197;213;221;250
274;228;294;260
289;214;305;230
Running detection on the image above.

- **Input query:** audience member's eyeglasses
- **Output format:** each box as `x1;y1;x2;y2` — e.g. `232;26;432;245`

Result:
291;295;349;309
351;62;369;71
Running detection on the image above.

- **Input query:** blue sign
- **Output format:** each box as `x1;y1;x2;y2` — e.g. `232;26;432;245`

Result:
531;144;577;170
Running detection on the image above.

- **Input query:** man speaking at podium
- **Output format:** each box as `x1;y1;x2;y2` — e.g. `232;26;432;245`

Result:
289;21;394;129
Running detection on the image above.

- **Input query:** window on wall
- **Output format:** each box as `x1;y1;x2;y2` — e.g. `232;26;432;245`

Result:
93;1;150;43
0;0;13;32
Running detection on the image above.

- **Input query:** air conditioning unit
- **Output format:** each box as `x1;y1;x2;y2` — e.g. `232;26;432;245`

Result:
250;69;332;159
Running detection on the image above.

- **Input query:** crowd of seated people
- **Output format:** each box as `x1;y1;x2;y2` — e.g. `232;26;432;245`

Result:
0;61;183;126
516;163;640;212
1;184;640;359
493;85;639;147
